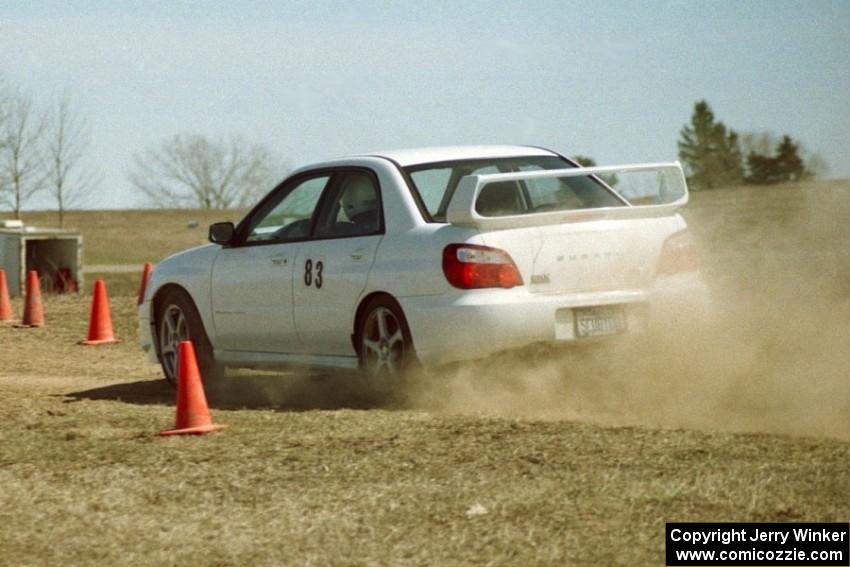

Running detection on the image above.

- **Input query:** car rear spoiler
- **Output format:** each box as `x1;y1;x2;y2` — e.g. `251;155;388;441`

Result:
446;161;689;230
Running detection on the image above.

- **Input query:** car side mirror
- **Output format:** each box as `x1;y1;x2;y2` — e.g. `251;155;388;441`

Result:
209;222;235;245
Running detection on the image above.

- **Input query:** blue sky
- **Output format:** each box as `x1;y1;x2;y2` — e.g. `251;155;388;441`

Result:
2;0;848;209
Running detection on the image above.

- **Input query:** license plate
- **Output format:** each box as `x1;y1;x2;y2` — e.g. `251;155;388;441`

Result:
574;306;627;338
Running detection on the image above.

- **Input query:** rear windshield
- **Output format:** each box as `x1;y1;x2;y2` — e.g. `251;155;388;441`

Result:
404;156;626;222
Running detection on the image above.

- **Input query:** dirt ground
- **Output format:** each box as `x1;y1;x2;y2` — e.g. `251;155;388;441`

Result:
1;294;848;567
1;181;849;565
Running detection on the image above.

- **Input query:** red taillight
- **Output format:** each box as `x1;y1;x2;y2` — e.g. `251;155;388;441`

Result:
442;244;523;289
657;230;701;276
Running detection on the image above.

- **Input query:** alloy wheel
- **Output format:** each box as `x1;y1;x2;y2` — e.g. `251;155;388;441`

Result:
361;306;405;375
159;304;189;383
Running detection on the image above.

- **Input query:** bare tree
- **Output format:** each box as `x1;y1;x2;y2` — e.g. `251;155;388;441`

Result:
0;79;8;191
43;91;98;226
129;134;278;209
0;85;44;218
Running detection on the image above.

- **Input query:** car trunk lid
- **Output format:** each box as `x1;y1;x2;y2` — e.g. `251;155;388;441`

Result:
448;162;690;293
479;218;680;293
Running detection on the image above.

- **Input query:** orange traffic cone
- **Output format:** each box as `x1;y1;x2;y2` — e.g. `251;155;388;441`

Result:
159;341;226;436
80;279;118;345
137;262;153;306
0;269;14;323
20;271;44;327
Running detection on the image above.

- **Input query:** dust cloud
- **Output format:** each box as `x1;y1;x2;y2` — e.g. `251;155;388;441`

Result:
408;182;850;440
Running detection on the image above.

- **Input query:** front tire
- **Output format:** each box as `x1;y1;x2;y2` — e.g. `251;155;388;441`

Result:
356;296;415;387
155;288;223;388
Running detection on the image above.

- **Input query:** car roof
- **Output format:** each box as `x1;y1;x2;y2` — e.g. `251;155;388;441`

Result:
361;145;559;167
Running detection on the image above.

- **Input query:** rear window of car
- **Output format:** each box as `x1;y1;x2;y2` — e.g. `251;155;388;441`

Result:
404;156;625;222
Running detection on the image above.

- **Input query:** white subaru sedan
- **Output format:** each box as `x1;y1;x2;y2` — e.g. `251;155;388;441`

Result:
139;145;708;385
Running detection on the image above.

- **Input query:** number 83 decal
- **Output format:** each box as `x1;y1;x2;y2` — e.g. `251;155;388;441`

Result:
304;259;323;289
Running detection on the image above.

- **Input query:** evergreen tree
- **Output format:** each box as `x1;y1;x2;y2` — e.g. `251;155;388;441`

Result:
719;130;745;185
677;100;744;190
745;134;807;185
745;151;777;184
773;135;805;182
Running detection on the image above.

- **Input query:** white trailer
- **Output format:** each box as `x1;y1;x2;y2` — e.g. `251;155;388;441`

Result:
0;221;83;296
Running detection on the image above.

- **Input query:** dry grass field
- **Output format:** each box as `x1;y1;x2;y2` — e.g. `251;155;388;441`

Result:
1;180;849;566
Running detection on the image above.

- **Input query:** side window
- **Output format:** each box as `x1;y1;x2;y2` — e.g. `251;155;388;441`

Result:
246;175;330;243
314;172;381;239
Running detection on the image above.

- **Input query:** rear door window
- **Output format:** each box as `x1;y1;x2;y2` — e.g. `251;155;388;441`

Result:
313;171;382;239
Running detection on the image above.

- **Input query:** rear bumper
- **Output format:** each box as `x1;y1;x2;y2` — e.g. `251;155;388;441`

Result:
649;271;714;323
399;272;710;367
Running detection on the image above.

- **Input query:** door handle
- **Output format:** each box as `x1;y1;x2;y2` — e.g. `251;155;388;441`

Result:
350;248;368;260
270;256;287;266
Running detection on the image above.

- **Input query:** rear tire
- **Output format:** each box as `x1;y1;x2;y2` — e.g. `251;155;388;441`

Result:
356;296;415;391
155;288;224;388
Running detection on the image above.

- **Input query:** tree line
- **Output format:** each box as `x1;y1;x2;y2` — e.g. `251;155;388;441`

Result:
0;75;831;218
677;100;827;190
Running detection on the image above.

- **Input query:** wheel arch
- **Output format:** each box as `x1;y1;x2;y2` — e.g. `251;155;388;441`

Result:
151;283;206;357
151;282;223;386
351;291;408;352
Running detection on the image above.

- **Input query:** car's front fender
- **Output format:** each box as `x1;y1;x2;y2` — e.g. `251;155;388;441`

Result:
142;244;220;347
